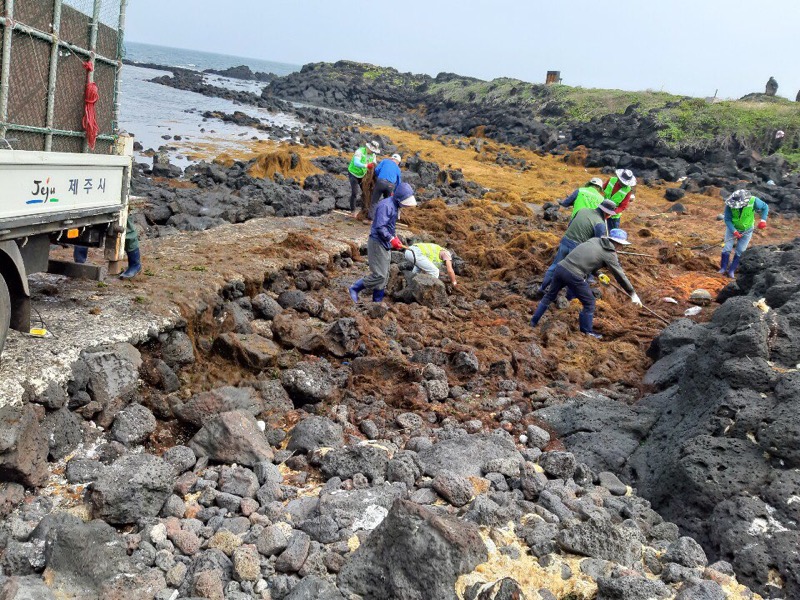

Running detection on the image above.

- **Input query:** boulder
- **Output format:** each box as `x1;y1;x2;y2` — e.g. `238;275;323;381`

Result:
408;273;448;307
665;187;685;201
110;403;156;445
213;332;281;370
173;386;264;427
35;515;148;598
281;360;336;405
41;406;83;460
417;431;521;478
338;499;487;600
81;343;142;428
557;514;643;566
251;293;283;320
0;405;48;487
188;410;274;466
595;575;671;599
765;76;778;96
284;575;346;600
161;330;195;367
287;416;344;453
90;454;176;524
320;443;391;482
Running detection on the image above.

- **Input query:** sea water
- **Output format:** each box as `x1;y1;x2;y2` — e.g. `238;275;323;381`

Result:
120;42;302;167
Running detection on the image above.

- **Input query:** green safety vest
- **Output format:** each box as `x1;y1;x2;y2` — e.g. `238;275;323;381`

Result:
603;177;631;207
347;147;376;179
570;186;605;218
415;243;445;267
731;197;757;231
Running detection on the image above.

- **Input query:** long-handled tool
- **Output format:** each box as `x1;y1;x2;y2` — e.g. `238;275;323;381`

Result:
603;278;671;326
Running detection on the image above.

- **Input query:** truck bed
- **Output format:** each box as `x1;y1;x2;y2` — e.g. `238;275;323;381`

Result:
0;151;130;241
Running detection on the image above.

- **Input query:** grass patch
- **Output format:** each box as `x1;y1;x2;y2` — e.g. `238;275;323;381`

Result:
656;98;800;149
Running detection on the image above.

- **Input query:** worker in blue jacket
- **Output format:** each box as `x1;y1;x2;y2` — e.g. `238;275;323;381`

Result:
369;153;403;219
349;182;417;303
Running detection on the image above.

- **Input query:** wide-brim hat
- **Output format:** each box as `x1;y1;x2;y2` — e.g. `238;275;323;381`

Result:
366;141;380;154
608;228;631;245
725;189;751;209
598;199;617;215
615;169;637;187
399;195;417;207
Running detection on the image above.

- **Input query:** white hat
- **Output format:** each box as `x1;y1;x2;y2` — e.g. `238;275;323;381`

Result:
776;130;785;139
391;153;402;161
399;195;417;207
588;177;603;187
615;169;637;187
725;189;751;209
366;141;380;153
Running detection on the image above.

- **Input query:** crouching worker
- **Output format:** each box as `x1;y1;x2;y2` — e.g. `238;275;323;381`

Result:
349;182;417;302
530;229;642;339
405;242;458;286
720;189;768;278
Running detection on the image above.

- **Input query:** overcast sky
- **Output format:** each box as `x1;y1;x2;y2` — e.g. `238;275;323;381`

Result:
125;0;798;100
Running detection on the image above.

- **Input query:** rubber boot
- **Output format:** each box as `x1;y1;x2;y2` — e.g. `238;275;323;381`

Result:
372;289;385;303
119;248;142;279
718;252;730;274
73;246;88;264
349;279;365;303
726;254;741;279
579;311;602;339
530;297;553;327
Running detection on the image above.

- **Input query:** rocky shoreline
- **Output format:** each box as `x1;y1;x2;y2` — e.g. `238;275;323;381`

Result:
0;235;772;599
2;57;799;600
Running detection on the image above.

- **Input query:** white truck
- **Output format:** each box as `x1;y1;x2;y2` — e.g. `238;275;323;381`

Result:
0;0;131;355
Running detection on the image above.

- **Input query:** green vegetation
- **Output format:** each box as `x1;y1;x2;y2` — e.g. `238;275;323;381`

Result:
546;85;682;122
656;97;800;149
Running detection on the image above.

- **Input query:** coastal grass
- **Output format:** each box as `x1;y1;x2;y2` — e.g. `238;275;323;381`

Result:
656;97;800;150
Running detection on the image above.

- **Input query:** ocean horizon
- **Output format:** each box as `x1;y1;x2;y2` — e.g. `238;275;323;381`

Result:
125;41;300;77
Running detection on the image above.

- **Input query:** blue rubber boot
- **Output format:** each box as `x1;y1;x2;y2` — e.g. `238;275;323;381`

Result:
718;252;730;274
530;297;553;327
726;254;741;278
372;289;385;303
349;279;365;303
73;246;88;264
579;311;602;339
119;248;142;279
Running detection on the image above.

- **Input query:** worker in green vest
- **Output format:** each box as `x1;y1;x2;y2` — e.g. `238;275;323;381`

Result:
560;177;605;219
404;242;458;286
720;189;769;278
603;169;637;230
347;140;380;218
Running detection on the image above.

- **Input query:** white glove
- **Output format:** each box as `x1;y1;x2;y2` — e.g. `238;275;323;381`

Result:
631;293;643;308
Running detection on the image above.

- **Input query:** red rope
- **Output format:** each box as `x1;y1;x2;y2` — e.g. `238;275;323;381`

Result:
82;61;99;149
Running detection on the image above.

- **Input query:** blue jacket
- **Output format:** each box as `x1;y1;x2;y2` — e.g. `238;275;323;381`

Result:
370;195;401;249
374;159;402;188
724;197;769;234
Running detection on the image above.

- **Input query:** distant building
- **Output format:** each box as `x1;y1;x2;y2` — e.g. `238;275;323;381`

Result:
546;71;562;85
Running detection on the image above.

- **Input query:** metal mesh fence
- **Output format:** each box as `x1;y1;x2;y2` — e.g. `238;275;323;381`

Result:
0;0;124;153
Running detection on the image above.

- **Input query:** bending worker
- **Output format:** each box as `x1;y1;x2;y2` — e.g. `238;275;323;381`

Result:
347;140;380;218
720;189;768;278
349;182;417;303
370;153;403;219
530;229;642;339
560;177;605;219
603;169;636;230
405;242;458;286
538;199;617;295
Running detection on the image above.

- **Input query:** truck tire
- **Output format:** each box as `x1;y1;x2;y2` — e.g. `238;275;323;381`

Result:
0;275;10;357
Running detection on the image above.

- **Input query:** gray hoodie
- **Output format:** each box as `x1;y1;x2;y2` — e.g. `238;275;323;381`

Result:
560;237;635;294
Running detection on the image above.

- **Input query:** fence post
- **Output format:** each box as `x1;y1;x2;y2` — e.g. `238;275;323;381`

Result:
112;0;127;134
0;0;15;141
44;0;63;151
82;0;102;152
